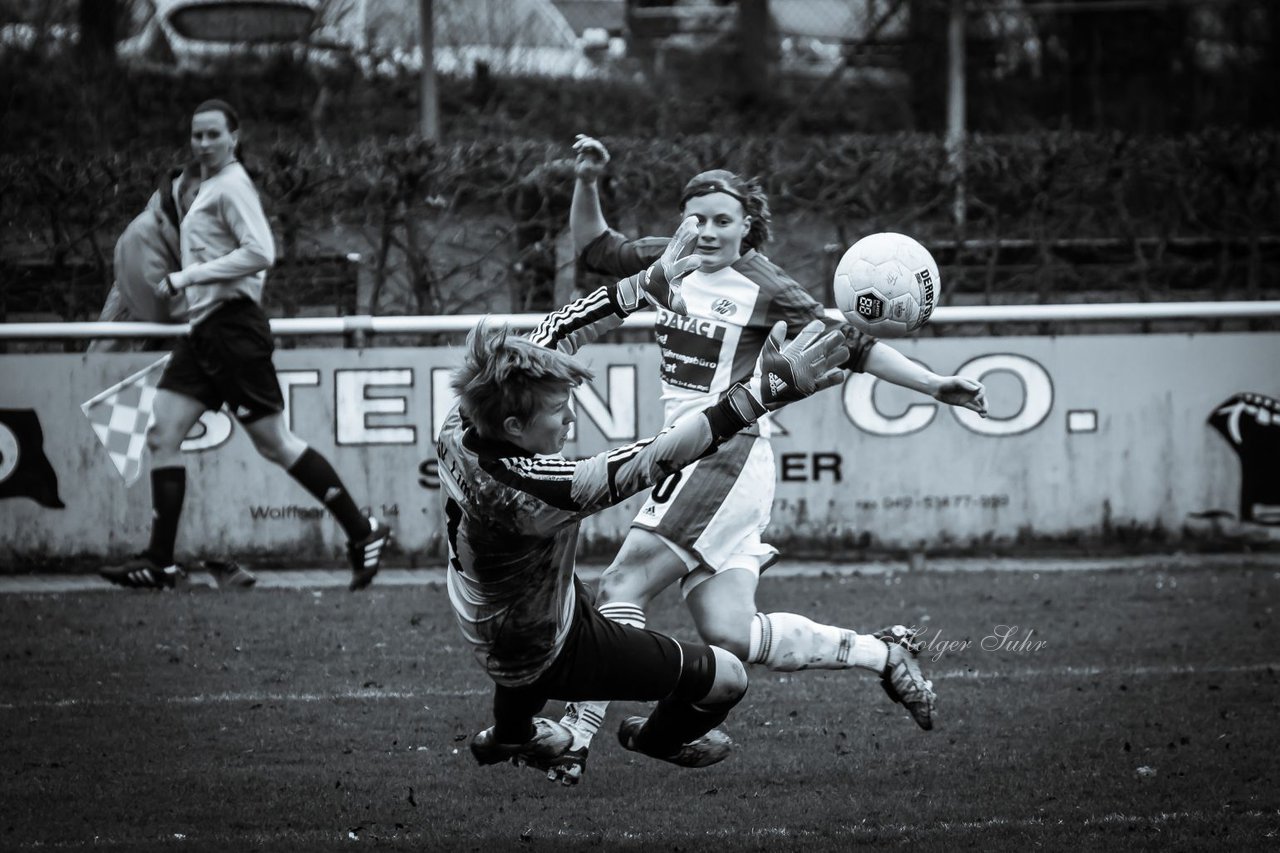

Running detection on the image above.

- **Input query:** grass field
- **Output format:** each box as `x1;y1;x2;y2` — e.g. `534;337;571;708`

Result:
2;559;1278;852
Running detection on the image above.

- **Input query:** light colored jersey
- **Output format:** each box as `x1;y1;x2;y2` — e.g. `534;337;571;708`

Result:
583;229;876;435
438;285;731;686
174;161;275;326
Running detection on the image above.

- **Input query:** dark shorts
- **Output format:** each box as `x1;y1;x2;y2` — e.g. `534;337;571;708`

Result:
158;299;284;424
494;582;714;714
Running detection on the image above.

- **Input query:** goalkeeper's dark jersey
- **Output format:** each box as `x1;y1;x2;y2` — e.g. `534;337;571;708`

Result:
438;285;729;687
582;229;877;435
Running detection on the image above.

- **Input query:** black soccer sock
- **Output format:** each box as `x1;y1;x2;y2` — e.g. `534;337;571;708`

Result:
492;685;545;745
635;697;735;757
286;447;370;540
146;466;186;564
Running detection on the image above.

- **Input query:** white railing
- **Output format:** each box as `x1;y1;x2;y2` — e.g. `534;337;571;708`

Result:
1;301;1279;341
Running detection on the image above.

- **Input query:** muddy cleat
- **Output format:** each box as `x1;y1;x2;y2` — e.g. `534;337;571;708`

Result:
873;624;925;654
546;704;591;785
100;555;186;590
545;745;589;786
617;716;733;768
470;718;574;772
880;640;936;731
347;517;391;591
205;560;256;590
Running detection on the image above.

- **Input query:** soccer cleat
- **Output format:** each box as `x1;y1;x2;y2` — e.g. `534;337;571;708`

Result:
617;716;733;768
470;718;574;772
873;623;926;655
204;560;256;589
879;639;936;731
347;517;391;591
545;704;591;786
545;745;589;787
100;555;186;590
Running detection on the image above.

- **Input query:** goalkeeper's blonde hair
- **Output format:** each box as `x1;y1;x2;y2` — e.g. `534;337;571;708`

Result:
452;319;593;439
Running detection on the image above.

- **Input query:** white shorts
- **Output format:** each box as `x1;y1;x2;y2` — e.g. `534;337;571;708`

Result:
632;432;779;591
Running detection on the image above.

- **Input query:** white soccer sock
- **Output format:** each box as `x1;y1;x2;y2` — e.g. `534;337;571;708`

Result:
562;602;647;744
748;612;888;673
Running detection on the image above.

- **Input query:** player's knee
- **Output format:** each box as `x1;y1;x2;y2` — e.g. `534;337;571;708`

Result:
704;646;748;705
670;642;748;708
249;425;302;467
597;534;679;606
597;566;650;606
145;417;181;454
696;614;753;661
252;435;291;466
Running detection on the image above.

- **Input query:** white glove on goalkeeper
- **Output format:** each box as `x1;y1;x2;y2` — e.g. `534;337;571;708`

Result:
614;216;701;315
714;320;850;434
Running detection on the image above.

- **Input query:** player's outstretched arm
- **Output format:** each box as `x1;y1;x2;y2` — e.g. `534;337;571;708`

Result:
570;134;610;256
862;341;989;417
515;320;847;522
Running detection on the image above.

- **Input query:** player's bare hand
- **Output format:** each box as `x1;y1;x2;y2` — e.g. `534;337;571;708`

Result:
936;376;988;417
572;134;610;182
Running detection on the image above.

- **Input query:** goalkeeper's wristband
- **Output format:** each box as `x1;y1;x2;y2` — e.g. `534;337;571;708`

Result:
612;271;648;315
704;383;767;442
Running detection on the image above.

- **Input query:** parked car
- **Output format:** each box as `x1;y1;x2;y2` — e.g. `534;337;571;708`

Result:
116;0;333;72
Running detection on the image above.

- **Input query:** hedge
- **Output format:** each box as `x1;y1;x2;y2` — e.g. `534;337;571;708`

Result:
2;130;1278;321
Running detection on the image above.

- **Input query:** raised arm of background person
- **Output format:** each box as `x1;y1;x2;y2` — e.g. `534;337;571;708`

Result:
167;166;274;292
569;136;669;277
862;340;989;417
569;135;610;256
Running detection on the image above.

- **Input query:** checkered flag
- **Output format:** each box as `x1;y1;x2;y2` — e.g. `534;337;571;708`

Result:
81;356;169;487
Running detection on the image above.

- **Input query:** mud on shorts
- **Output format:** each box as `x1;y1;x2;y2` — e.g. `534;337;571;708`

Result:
492;580;721;719
631;431;780;596
157;298;284;424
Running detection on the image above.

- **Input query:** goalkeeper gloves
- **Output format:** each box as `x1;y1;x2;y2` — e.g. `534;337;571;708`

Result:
706;320;849;439
614;216;701;315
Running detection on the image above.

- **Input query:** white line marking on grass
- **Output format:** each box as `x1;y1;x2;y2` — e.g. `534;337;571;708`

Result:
9;810;1279;848
0;686;486;711
0;661;1273;713
936;661;1278;680
5;552;1280;594
828;808;1280;841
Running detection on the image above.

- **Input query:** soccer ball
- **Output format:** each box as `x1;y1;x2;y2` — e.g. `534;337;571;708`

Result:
833;232;940;338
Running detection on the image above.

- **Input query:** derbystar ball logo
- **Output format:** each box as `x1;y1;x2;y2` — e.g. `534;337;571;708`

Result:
915;269;936;323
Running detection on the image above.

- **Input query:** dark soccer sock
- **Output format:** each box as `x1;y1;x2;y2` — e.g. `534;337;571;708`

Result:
286;447;370;540
492;686;544;745
636;697;734;757
146;466;186;564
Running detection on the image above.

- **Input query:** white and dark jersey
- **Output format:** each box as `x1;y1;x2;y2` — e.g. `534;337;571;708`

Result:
438;284;735;686
583;229;877;434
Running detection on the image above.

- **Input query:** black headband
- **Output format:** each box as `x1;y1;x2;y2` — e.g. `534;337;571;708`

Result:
680;178;748;209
